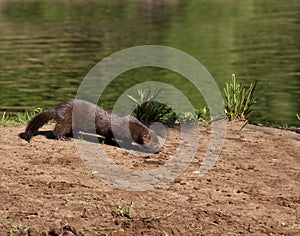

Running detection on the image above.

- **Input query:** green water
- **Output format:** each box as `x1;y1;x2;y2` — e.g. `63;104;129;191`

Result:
0;0;299;126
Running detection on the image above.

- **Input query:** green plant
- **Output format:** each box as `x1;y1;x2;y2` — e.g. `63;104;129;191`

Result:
177;111;198;124
14;107;43;124
9;223;23;235
177;110;210;124
0;212;24;235
195;106;210;122
127;88;212;125
0;107;43;126
115;201;134;218
297;114;300;121
0;111;9;125
127;89;177;124
224;74;256;121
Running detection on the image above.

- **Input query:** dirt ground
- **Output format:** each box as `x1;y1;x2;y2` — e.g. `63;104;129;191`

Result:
0;122;299;235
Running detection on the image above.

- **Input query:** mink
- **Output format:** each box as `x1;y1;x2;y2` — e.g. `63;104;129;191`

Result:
20;99;161;153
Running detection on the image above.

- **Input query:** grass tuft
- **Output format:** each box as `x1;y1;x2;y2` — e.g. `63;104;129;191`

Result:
224;74;256;121
127;89;177;124
127;88;211;125
0;108;42;126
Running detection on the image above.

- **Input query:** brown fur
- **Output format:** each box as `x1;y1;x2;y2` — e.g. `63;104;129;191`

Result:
21;99;161;153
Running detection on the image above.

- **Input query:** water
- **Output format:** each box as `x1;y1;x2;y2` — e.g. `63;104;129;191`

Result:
0;0;299;126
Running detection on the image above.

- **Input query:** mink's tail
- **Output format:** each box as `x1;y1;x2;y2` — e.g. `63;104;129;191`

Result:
20;108;56;141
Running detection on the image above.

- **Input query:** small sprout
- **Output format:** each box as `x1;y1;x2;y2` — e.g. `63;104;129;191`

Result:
115;201;134;218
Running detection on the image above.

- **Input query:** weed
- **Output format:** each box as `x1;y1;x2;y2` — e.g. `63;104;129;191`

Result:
224;74;256;121
0;111;10;125
178;111;198;124
127;88;212;125
195;106;210;122
9;223;23;235
115;201;134;218
15;107;43;124
0;212;25;235
297;114;300;121
262;119;299;131
127;89;177;124
0;107;43;126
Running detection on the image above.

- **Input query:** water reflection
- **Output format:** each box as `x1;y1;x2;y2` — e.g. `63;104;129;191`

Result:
0;0;299;126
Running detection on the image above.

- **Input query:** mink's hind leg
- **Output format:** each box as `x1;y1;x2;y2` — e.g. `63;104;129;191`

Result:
53;120;72;140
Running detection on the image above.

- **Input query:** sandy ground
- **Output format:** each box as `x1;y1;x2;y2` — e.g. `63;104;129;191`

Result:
0;122;299;235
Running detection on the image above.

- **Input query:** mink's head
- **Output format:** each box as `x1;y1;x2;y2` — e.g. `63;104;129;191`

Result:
143;130;161;153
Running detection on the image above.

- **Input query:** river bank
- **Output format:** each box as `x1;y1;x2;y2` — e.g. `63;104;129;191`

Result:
0;122;299;235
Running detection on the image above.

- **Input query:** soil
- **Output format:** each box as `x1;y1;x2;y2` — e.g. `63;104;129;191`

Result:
0;122;299;235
